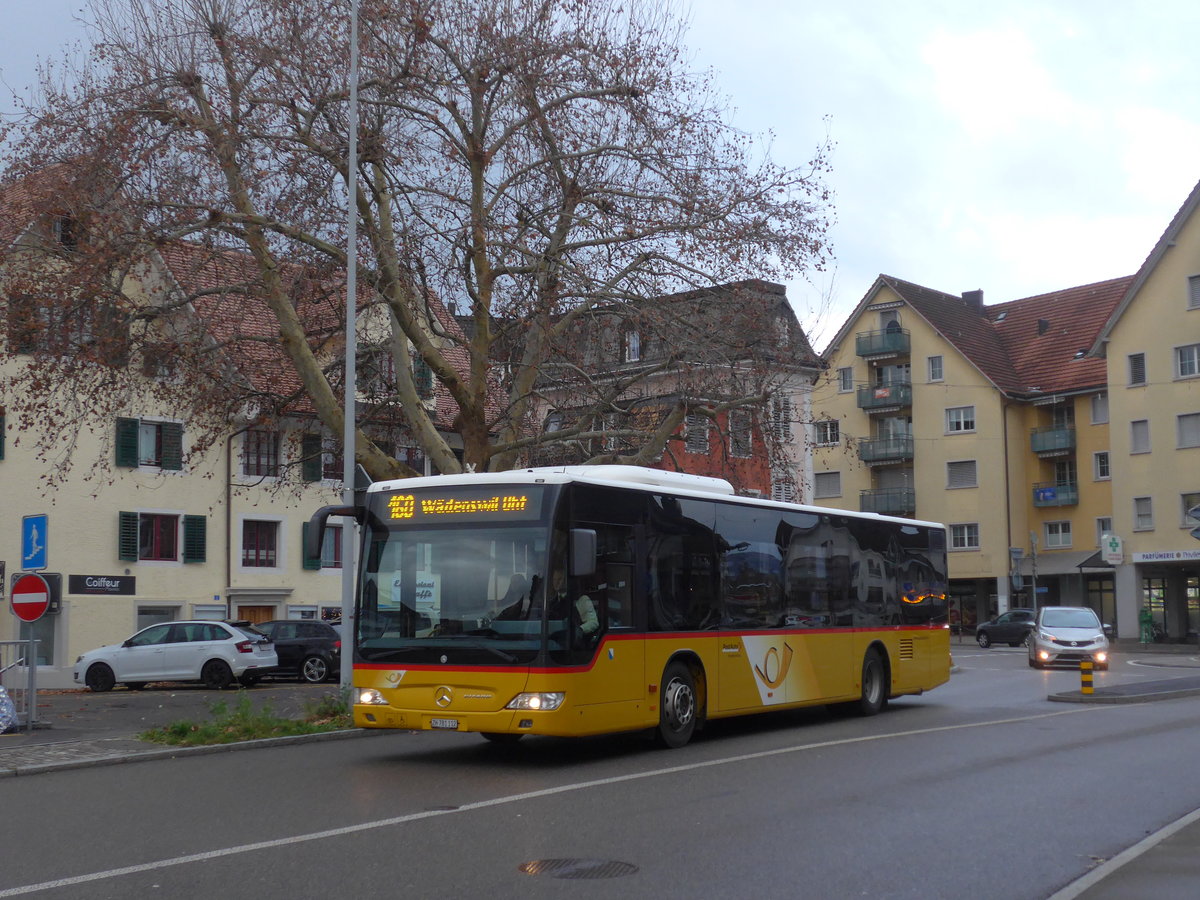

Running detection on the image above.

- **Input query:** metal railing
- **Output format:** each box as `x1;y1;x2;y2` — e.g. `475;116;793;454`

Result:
858;435;914;463
1032;482;1080;507
857;381;913;411
859;488;917;516
0;640;40;733
1030;426;1075;455
855;328;911;357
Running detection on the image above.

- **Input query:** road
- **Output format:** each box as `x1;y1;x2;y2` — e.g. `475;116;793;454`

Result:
2;646;1199;899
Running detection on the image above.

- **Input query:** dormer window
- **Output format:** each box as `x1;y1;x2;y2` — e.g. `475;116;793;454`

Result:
622;326;641;362
52;214;78;251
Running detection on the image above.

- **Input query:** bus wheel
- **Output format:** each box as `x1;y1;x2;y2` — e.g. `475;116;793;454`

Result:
481;732;523;744
857;649;887;717
657;661;699;748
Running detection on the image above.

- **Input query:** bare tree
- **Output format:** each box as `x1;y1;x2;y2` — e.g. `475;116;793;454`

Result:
1;0;831;483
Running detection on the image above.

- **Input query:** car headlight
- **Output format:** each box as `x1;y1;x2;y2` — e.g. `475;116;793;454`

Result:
357;688;388;705
506;692;565;711
1039;631;1056;642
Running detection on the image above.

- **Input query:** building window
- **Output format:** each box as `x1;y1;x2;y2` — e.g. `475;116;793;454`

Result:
729;409;753;458
116;417;183;470
1090;393;1109;424
1131;419;1151;454
927;355;943;382
138;514;178;561
949;523;980;550
772;396;793;441
1095;517;1112;546
771;481;796;503
1190;275;1200;309
685;414;709;453
411;353;435;400
622;327;641;362
1134;497;1154;531
1128;352;1146;386
813;472;841;499
946;460;977;488
243;430;281;477
1178;413;1200;449
1045;521;1072;548
1177;344;1200;379
242;520;279;568
1182;493;1200;527
945;406;976;433
814;419;840;446
1093;451;1110;480
359;346;396;398
118;512;206;563
837;367;853;393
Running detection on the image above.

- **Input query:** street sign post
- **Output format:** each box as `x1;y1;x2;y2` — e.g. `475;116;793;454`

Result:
10;572;51;623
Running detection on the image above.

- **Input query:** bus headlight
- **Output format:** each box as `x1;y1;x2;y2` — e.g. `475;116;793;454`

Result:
506;692;565;711
358;688;388;705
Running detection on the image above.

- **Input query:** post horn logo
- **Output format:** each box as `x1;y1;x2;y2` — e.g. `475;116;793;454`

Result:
754;643;794;690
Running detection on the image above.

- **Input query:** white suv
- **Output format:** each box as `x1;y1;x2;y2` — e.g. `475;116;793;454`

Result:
1028;606;1110;670
74;621;278;691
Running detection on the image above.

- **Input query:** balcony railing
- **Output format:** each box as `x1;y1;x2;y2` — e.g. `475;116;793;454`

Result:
859;488;916;516
855;328;911;357
1032;482;1079;507
1030;426;1076;456
857;381;912;412
858;435;914;464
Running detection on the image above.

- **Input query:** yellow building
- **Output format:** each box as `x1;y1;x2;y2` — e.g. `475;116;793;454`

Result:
1091;182;1200;642
815;276;1130;632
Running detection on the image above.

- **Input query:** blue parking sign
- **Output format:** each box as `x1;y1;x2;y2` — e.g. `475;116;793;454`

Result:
22;515;47;570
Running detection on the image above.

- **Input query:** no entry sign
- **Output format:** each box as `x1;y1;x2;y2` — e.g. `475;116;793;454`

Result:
11;573;51;623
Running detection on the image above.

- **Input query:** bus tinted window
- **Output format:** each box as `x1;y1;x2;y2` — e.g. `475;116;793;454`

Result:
646;496;720;631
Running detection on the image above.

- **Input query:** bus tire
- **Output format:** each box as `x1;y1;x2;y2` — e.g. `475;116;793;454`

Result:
856;648;887;717
657;660;699;748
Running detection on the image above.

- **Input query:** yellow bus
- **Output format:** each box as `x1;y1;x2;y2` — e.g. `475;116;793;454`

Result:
308;465;950;748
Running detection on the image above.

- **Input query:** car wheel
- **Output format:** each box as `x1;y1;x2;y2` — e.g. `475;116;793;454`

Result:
85;663;115;693
201;660;234;690
976;631;991;649
856;648;887;717
300;655;330;684
657;660;699;748
481;732;523;744
124;682;148;691
1022;632;1032;649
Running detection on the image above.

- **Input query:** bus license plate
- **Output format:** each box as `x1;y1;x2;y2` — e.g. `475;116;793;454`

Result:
430;718;459;730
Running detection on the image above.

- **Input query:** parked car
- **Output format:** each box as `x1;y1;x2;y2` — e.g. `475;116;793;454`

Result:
1028;606;1110;670
255;620;341;683
975;608;1036;648
74;621;277;692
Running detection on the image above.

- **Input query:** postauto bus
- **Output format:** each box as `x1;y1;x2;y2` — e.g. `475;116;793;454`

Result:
307;465;950;748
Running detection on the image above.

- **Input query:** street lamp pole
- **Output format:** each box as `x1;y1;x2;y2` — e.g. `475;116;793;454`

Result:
339;0;360;691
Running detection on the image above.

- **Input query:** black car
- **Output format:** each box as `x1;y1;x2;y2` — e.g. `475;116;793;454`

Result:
256;620;341;683
975;608;1036;648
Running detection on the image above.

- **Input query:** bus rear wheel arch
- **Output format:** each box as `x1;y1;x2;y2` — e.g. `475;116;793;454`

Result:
657;658;704;748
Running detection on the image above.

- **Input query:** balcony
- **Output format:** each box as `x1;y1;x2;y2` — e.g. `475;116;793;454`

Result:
1032;482;1079;507
856;381;912;413
858;435;914;465
1030;426;1076;457
855;328;911;359
860;488;916;516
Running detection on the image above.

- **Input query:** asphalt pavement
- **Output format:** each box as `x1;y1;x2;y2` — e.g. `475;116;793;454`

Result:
5;646;1200;899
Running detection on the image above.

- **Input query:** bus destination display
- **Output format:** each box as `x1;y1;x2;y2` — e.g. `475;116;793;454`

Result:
386;486;545;523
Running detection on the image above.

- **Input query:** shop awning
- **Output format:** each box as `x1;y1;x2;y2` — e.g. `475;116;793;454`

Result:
1018;550;1112;576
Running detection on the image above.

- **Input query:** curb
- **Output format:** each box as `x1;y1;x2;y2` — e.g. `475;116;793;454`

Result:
0;727;374;779
1049;686;1200;705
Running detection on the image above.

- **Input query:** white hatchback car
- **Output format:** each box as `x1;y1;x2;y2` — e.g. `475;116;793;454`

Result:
1028;606;1110;670
74;620;278;691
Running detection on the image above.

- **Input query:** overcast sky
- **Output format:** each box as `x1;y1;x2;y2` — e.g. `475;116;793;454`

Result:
4;1;1199;348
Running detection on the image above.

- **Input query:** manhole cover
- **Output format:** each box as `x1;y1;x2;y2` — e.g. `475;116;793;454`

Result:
519;858;638;880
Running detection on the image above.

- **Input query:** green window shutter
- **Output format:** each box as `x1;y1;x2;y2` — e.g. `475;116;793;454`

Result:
302;522;321;570
0;412;5;460
118;511;139;561
115;418;140;467
413;356;434;399
160;422;183;470
183;515;207;563
301;434;323;482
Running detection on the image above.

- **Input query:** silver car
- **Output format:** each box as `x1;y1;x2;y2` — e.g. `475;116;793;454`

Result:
1028;606;1109;670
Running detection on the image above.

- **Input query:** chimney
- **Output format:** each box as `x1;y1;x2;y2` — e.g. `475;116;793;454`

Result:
962;290;984;311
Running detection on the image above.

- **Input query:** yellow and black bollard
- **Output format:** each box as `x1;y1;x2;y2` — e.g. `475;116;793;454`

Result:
1080;659;1094;695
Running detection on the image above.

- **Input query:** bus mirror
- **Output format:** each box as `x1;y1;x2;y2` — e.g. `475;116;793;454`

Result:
570;528;597;577
306;504;360;562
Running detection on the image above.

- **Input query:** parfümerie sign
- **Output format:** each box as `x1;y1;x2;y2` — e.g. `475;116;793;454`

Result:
68;575;136;595
1131;550;1200;563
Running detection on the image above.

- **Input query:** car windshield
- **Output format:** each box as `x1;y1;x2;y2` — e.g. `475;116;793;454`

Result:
1041;608;1100;629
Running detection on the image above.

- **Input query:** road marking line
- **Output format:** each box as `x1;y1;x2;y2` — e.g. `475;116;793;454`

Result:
0;706;1110;897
